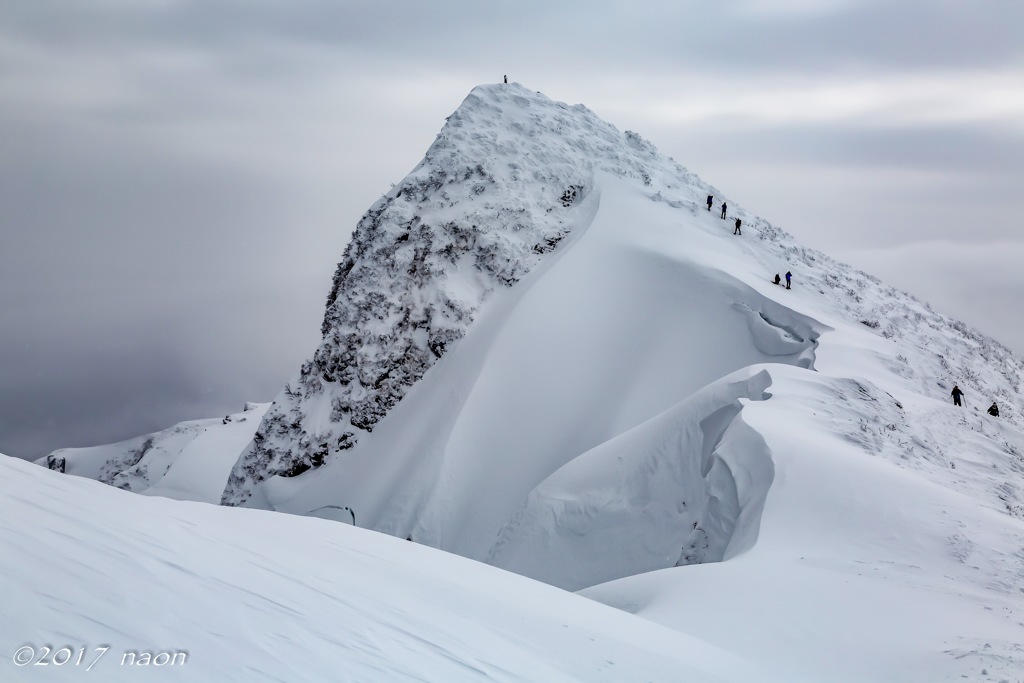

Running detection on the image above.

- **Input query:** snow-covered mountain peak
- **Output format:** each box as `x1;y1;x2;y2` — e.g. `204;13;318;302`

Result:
220;83;716;506
431;83;686;189
22;83;1024;680
214;82;1024;571
208;82;1024;585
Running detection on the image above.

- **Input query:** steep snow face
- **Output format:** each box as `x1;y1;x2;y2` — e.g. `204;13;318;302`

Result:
487;369;777;591
246;165;830;587
222;84;716;506
37;403;267;504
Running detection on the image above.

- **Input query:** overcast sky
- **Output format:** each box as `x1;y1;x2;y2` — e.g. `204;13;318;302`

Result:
2;0;1023;461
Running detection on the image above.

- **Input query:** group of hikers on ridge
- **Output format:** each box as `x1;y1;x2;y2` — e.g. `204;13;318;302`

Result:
950;384;1000;416
707;194;743;236
705;191;1001;419
706;194;793;290
705;188;1003;419
707;194;727;218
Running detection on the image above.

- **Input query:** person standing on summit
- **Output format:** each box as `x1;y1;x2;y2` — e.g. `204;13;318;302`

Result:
951;384;964;407
721;202;728;219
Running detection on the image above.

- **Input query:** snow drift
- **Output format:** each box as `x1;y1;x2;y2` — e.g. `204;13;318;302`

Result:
488;369;777;590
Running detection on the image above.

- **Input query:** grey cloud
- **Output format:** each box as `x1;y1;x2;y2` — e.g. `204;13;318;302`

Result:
0;275;329;461
660;123;1024;176
0;316;294;462
5;1;1022;81
714;0;1024;72
0;105;342;461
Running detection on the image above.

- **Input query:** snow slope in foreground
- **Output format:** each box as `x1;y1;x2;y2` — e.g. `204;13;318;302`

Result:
0;454;778;683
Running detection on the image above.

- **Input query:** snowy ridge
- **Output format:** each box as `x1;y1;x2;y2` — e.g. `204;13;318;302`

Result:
36;403;268;503
221;83;713;506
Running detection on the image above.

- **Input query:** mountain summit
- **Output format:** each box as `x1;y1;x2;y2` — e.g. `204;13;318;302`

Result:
220;82;736;507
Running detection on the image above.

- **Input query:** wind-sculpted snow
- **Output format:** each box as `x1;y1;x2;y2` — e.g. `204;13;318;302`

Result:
222;84;716;506
487;370;775;590
249;175;832;581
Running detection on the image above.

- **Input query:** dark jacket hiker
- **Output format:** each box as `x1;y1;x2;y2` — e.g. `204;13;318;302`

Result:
951;385;964;407
988;402;999;417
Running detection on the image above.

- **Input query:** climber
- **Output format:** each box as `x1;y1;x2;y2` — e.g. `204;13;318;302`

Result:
988;402;1000;417
785;271;792;289
721;202;728;219
734;218;742;235
773;273;781;286
504;75;508;84
706;195;713;211
951;385;964;407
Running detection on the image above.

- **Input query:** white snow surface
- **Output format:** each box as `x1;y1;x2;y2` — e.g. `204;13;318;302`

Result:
20;83;1024;680
0;455;774;683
